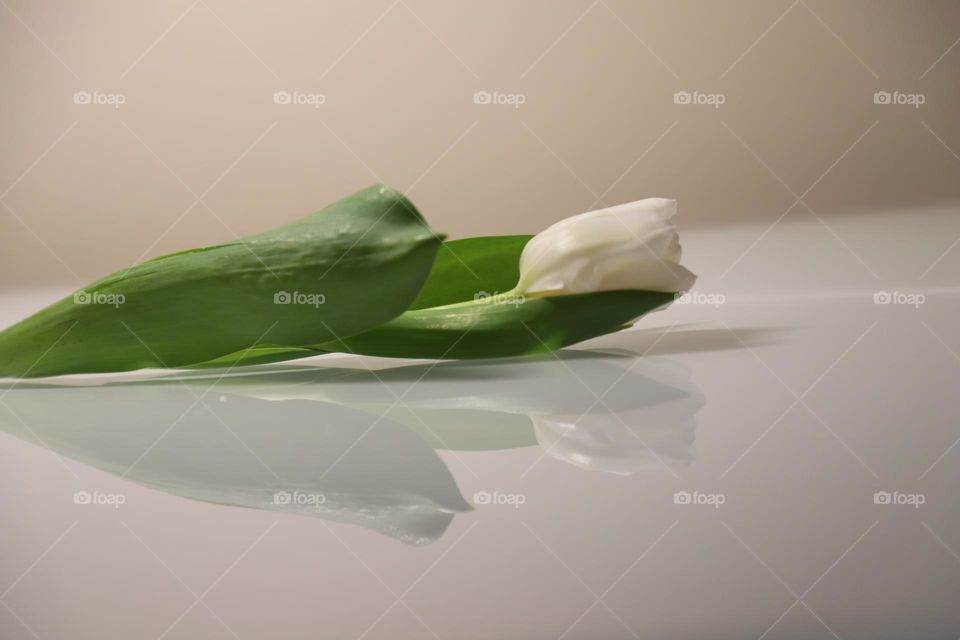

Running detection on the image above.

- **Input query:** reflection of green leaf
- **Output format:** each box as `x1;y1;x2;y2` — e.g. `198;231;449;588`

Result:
0;185;441;377
195;235;674;367
376;406;538;451
0;385;470;545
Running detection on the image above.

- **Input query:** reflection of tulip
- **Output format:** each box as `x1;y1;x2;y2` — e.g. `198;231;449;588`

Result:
215;352;704;473
515;198;697;297
0;350;704;548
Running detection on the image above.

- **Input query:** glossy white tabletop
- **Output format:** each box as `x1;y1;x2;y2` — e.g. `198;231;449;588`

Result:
1;206;959;639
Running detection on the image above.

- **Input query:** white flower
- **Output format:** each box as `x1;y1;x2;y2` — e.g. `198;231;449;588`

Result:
515;198;696;296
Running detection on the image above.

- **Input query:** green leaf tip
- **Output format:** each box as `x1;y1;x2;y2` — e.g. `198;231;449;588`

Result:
0;184;441;378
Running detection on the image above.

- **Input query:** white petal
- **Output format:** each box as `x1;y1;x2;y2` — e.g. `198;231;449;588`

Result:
516;198;696;295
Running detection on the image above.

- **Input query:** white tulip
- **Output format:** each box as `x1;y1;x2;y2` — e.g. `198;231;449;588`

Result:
514;198;696;296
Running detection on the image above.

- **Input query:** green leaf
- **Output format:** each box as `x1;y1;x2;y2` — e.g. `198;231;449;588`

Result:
0;185;442;378
407;235;532;309
317;289;675;359
189;234;535;369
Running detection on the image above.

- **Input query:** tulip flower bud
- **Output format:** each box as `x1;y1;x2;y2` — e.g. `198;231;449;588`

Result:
515;198;697;296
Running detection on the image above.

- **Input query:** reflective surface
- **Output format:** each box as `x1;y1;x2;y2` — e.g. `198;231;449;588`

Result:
0;351;704;546
2;209;960;639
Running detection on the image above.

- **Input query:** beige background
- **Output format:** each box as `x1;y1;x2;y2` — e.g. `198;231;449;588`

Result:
1;0;959;289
